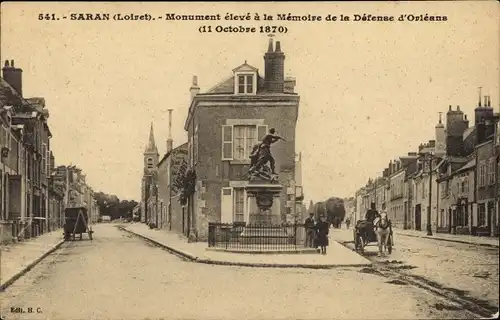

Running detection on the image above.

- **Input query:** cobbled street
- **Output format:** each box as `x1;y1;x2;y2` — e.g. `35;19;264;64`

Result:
0;224;487;320
334;228;499;314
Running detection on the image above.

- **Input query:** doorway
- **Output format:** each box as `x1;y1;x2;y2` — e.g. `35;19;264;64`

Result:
415;204;422;231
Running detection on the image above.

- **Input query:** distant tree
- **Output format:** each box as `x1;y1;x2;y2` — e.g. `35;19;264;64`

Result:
325;197;346;227
94;191;138;220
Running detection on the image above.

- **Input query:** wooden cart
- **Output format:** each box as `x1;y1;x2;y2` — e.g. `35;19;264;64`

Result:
63;206;93;241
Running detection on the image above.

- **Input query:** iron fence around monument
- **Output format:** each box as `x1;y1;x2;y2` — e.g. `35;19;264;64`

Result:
207;222;310;251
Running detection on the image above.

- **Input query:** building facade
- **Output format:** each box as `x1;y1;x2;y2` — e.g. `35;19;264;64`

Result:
156;143;188;233
183;39;301;241
0;59;97;244
354;93;499;237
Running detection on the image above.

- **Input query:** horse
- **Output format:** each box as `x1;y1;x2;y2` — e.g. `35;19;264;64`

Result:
373;211;392;257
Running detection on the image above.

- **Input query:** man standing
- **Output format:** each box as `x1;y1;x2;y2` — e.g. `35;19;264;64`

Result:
305;212;316;248
363;202;380;241
365;202;379;223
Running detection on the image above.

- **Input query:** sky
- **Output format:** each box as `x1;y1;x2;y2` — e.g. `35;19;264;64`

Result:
1;1;498;203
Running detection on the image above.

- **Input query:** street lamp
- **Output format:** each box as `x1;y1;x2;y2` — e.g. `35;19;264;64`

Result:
419;151;435;236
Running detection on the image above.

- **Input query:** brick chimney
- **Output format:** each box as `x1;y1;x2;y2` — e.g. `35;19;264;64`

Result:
2;60;23;96
263;38;285;93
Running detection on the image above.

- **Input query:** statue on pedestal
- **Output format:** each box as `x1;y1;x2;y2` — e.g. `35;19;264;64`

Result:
246;128;286;183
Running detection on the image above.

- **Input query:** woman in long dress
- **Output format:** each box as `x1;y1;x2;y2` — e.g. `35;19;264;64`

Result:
315;215;330;255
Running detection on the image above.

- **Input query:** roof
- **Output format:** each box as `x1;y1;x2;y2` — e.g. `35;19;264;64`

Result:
158;142;188;167
456;158;476;173
232;61;259;72
463;127;475;140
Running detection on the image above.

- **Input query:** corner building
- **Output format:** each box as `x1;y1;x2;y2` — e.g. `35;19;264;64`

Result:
184;39;300;241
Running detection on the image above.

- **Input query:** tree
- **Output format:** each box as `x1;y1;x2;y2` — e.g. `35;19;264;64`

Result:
325;197;346;227
94;191;138;220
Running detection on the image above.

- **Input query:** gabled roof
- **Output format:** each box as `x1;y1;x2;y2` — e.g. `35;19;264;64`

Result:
232;61;259;72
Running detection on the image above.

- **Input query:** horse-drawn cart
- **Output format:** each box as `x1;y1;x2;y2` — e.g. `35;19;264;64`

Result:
63;206;93;241
353;219;393;255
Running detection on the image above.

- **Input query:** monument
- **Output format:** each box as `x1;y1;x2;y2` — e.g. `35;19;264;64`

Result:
239;128;291;245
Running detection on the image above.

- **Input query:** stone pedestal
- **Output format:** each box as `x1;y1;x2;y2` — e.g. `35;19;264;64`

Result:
240;181;289;245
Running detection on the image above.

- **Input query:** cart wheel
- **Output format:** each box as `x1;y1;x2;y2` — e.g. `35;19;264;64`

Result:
387;235;393;254
355;233;364;254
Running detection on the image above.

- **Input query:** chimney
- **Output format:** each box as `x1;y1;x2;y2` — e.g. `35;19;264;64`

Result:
477;118;486;145
478;86;482;107
190;75;200;101
2;59;23;96
167;109;173;153
263;37;285;93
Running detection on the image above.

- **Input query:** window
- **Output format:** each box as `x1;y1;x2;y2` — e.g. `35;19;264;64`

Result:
221;124;267;161
222;125;233;160
41;143;46;175
194;125;199;165
488;159;495;185
0;125;6;147
478;204;486;227
9;137;19;172
479;162;486;186
234;126;256;161
46;147;50;175
237;74;254;94
147;158;153;169
460;179;468;195
234;188;245;222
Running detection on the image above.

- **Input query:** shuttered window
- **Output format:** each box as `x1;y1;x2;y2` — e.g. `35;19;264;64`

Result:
221;188;233;223
222;125;233;160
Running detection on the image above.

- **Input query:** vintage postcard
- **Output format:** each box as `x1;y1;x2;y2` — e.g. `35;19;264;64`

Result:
0;1;498;320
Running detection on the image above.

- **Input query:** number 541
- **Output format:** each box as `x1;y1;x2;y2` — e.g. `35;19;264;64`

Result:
38;14;56;20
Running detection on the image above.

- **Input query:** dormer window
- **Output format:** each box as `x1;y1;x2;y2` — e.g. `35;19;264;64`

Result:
232;61;258;95
237;74;254;94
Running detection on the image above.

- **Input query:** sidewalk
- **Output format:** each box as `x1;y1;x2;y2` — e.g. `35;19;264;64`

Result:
329;226;499;248
0;229;65;290
394;228;499;248
123;223;372;269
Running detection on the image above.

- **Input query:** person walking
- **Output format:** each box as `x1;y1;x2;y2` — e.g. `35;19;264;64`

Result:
304;212;316;248
346;217;351;229
315;215;330;255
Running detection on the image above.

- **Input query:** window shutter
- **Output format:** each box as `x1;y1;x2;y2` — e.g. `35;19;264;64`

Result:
221;187;233;223
257;125;268;141
222;125;233;160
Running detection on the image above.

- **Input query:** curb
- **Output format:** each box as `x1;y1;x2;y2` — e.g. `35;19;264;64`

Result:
205;247;318;255
0;239;65;291
120;227;373;270
397;233;499;248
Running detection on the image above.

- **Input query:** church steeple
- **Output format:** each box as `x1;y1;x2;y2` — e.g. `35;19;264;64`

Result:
144;122;159;173
145;122;158;154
